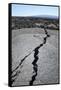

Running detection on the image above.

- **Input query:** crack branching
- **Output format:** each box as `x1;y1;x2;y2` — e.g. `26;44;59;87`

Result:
11;26;50;85
12;51;33;73
11;70;20;85
11;51;33;85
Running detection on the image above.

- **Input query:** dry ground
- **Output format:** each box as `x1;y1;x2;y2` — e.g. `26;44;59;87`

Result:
11;28;59;86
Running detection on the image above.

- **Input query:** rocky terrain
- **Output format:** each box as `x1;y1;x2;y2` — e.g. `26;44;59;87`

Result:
11;27;59;86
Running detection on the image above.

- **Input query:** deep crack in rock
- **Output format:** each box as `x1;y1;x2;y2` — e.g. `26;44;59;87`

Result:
11;51;33;85
12;52;32;73
29;28;50;85
11;27;50;85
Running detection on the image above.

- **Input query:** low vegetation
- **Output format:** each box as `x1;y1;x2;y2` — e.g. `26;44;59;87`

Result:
11;16;59;30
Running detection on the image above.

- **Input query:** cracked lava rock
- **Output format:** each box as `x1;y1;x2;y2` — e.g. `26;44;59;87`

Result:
11;28;59;86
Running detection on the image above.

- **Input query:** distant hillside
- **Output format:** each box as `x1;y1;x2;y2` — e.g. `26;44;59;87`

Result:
32;15;59;20
11;16;59;30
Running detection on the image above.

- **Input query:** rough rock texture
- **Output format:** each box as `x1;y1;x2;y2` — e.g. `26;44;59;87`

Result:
11;28;59;86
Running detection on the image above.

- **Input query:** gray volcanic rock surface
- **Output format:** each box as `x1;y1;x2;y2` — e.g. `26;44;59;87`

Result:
11;28;59;86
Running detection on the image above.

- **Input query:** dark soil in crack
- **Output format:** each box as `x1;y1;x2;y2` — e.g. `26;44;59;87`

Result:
11;52;33;85
29;28;50;85
12;52;32;73
11;70;20;85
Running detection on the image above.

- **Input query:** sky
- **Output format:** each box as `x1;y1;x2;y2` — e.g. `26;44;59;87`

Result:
12;4;59;17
